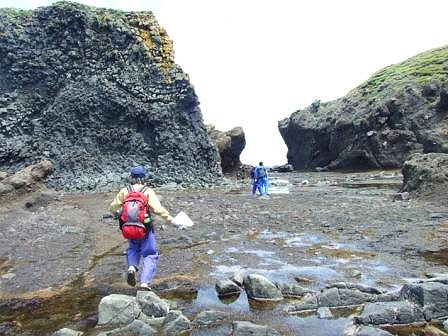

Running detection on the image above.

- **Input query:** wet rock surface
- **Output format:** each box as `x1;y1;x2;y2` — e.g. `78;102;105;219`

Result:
1;170;448;335
243;274;283;301
0;3;221;191
355;301;425;325
279;46;448;171
215;279;242;297
401;152;448;204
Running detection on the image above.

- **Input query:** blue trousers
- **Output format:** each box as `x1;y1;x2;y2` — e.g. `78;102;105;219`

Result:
257;177;268;196
252;179;258;195
127;229;158;284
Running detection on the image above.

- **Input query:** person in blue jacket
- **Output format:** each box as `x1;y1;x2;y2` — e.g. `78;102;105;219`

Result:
253;162;269;196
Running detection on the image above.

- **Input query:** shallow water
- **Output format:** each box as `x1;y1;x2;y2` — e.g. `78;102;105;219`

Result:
1;170;447;335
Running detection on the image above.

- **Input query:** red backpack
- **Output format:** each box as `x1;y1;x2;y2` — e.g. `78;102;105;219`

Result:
120;185;149;240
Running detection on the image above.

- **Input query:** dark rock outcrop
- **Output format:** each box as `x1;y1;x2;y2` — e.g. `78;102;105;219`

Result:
207;125;246;172
401;153;448;203
279;46;448;170
400;282;448;320
0;2;221;191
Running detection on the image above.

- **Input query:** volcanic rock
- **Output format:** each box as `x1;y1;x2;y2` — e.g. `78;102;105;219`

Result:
401;152;448;203
279;46;448;170
0;2;221;191
207;125;246;172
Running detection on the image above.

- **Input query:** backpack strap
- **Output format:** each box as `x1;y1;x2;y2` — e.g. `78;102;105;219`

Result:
139;186;148;193
126;185;133;193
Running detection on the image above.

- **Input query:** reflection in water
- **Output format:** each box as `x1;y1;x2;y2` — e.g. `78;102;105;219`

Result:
190;287;249;312
218;292;241;304
284;315;355;336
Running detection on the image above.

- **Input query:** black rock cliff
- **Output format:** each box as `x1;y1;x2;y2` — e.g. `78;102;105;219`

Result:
0;2;221;190
279;46;448;170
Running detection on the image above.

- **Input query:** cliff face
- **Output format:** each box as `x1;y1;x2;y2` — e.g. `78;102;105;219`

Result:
279;46;448;170
206;125;245;172
0;2;221;190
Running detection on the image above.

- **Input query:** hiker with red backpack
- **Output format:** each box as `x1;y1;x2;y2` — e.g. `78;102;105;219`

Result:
109;165;173;290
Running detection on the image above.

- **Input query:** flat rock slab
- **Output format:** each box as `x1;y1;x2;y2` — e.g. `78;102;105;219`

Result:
288;287;376;312
97;320;156;336
355;301;425;325
232;321;279;336
193;310;228;326
275;282;310;298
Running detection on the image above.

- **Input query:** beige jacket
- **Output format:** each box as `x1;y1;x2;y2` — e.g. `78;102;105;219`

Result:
109;184;173;223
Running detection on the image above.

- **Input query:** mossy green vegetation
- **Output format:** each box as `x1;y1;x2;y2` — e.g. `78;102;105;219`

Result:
0;8;32;29
358;45;448;93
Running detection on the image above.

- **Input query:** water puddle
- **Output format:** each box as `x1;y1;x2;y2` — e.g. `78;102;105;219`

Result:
187;286;249;313
336;181;402;189
284;315;354;336
285;233;323;247
268;178;292;194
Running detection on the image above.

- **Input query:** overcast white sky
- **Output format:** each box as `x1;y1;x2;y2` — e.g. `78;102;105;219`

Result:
2;0;448;165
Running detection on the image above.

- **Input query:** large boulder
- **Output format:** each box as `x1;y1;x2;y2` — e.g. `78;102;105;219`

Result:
136;290;170;318
215;279;242;297
207;125;246;172
162;310;191;336
400;282;448;320
97;294;140;325
243;274;283;301
401;153;448;203
0;3;221;191
0;160;53;198
279;46;448;170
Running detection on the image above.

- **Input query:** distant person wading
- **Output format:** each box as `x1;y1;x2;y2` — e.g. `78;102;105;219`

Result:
109;166;174;290
251;161;269;196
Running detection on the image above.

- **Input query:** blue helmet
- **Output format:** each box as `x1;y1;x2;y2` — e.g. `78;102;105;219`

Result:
130;165;146;178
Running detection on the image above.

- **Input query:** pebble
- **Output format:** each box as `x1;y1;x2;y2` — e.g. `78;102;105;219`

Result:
2;273;16;280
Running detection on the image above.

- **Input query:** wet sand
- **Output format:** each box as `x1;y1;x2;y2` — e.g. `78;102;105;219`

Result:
0;170;447;335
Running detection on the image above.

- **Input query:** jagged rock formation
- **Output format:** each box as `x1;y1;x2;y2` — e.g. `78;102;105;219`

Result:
279;46;448;170
0;2;221;191
206;125;245;172
401;153;448;203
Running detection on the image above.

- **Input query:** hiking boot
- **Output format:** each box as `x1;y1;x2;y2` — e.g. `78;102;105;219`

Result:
138;283;151;291
127;266;136;287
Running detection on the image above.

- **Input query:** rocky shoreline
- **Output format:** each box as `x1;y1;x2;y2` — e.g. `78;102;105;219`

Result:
1;170;448;335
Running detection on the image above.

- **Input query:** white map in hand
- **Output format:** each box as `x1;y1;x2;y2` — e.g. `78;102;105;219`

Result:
172;211;194;229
